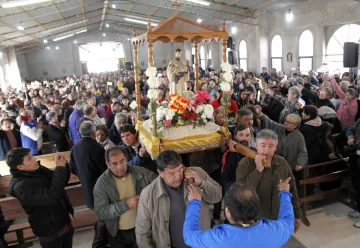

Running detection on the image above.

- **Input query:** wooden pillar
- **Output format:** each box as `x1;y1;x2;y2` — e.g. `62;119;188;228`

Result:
222;39;227;63
194;42;199;90
148;41;154;67
132;30;141;121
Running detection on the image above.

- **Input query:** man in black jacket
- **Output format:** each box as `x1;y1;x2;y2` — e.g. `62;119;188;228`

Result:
69;121;108;248
7;148;73;248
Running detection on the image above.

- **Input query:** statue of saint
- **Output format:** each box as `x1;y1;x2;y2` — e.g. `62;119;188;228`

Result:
167;49;189;95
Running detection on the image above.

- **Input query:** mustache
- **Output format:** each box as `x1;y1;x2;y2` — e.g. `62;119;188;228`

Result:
239;140;249;146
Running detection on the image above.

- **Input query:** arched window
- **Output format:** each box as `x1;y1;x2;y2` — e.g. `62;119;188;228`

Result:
271;35;282;72
299;30;314;73
200;46;205;69
326;24;360;74
239;40;247;72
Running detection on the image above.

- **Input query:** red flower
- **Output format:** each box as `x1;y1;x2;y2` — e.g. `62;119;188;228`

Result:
184;112;191;118
191;113;198;120
195;91;211;104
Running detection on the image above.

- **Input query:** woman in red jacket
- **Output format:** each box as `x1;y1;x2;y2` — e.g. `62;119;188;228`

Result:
210;89;238;118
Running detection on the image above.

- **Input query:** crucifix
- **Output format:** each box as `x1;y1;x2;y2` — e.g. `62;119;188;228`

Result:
171;0;181;15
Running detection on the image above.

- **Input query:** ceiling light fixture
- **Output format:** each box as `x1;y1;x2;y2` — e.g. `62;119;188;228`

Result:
127;37;131;40
1;0;50;8
112;4;116;8
43;39;48;43
0;52;3;57
197;18;202;23
286;9;293;22
56;46;59;50
17;25;24;30
45;47;50;49
74;40;77;44
53;34;74;41
185;0;211;6
103;33;106;36
75;29;87;34
231;25;237;34
124;18;158;26
106;23;110;27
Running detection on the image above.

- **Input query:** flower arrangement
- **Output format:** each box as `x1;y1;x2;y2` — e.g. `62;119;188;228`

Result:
155;91;214;137
220;62;234;121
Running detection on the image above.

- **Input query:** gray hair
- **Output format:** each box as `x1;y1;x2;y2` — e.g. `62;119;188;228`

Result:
46;111;57;121
79;121;95;137
114;113;127;121
74;100;85;110
288;86;301;98
256;129;278;143
339;81;350;93
105;146;127;163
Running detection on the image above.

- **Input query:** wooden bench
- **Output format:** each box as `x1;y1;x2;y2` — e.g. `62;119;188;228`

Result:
2;184;97;247
0;173;80;197
299;159;351;226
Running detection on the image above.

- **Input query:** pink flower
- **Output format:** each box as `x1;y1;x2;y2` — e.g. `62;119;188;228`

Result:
163;120;172;126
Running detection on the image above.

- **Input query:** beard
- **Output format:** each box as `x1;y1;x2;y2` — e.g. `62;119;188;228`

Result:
239;140;249;147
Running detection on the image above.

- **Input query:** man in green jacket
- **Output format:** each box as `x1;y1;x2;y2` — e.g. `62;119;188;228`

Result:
236;129;302;233
93;146;157;248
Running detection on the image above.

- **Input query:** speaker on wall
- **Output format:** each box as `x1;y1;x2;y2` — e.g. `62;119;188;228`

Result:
228;51;234;65
233;50;239;65
343;42;359;67
125;62;132;70
227;37;233;49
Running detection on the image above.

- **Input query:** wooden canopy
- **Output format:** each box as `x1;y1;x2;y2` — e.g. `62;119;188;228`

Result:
131;15;229;124
131;15;229;44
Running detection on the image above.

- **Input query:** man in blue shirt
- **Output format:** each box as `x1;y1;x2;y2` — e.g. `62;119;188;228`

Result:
183;179;294;248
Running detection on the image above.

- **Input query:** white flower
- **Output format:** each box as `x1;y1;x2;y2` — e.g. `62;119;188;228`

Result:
145;67;157;78
223;72;233;84
148;77;160;88
201;113;206;119
203;104;214;119
165;114;173;120
147;89;158;100
220;82;231;92
165;109;176;117
195;105;204;114
221;62;232;72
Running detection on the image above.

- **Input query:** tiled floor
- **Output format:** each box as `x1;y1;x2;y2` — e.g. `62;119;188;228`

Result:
30;201;360;248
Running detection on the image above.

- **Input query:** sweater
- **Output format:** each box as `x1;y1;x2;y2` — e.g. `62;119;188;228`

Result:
210;99;238;118
183;191;294;248
332;80;358;127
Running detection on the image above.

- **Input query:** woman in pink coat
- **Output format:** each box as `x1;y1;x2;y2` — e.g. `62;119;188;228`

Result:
332;78;358;129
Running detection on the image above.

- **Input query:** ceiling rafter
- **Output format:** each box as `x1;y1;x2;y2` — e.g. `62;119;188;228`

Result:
79;0;88;30
112;0;136;31
99;0;110;30
50;0;69;26
248;0;283;10
17;6;49;30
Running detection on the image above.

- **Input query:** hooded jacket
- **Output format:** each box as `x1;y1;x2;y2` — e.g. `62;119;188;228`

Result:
9;164;73;239
20;121;43;155
299;116;322;165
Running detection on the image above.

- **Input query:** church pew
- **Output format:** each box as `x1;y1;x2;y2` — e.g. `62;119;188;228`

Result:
299;159;350;227
2;184;97;247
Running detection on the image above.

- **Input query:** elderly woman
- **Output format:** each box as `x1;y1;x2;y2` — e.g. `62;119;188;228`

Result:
95;124;115;150
45;111;69;152
266;86;301;124
332;78;358;129
213;107;225;126
20;110;44;155
258;110;307;172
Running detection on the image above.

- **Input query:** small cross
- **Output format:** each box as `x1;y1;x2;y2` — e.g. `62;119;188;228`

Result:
171;0;181;15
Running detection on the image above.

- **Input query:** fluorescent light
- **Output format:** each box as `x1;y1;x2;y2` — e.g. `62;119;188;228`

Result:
103;33;106;36
106;24;110;27
17;25;24;30
56;46;59;50
112;4;116;8
45;47;50;50
197;18;202;23
286;9;293;22
124;18;158;26
185;0;210;6
74;40;77;44
43;39;48;43
76;29;87;34
1;0;50;8
53;33;74;41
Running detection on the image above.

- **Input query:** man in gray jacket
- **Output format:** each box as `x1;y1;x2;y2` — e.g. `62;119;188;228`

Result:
93;146;157;248
136;150;222;248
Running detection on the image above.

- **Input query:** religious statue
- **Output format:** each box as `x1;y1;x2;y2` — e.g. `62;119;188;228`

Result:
167;48;189;95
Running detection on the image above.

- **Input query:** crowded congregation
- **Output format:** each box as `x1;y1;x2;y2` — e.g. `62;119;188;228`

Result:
0;0;359;247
